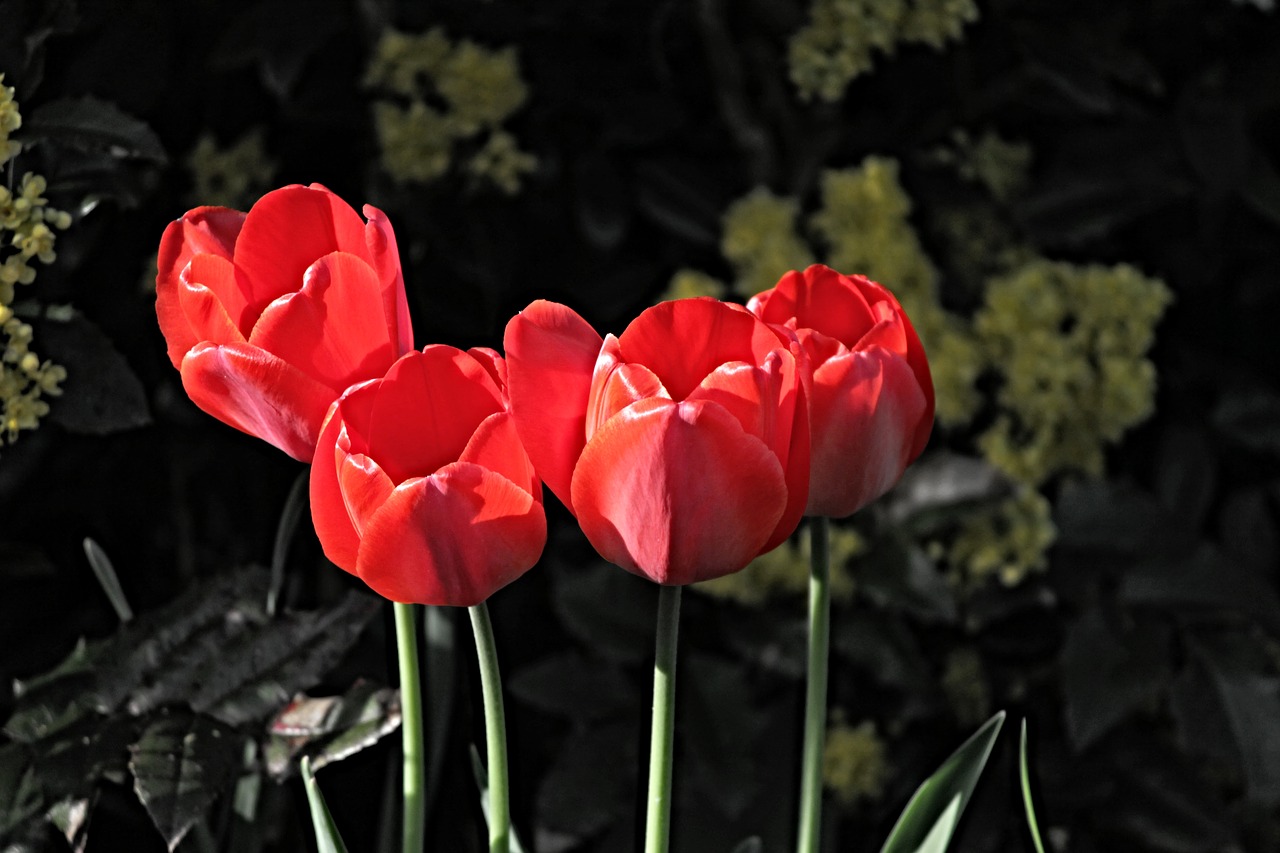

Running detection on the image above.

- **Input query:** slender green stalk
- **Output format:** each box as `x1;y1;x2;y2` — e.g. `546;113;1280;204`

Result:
469;602;510;853
797;517;831;853
394;602;426;853
645;584;683;853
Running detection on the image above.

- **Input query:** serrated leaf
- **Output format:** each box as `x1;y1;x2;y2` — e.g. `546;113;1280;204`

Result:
301;756;350;853
880;711;1005;853
24;95;166;162
508;652;635;722
884;452;1014;532
129;711;242;851
1120;544;1280;635
0;744;43;836
47;795;93;853
36;311;151;436
264;682;401;780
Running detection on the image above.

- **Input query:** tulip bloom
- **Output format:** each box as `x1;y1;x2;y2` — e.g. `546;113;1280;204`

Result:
504;298;810;585
155;183;414;461
310;345;545;606
749;264;933;518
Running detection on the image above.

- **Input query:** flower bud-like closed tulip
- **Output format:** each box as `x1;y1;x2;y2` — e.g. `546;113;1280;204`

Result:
155;184;415;461
309;346;546;606
749;265;934;518
504;298;811;585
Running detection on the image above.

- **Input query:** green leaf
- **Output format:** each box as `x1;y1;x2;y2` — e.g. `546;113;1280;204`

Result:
884;452;1013;534
857;538;957;624
129;711;242;851
263;681;401;780
1019;721;1047;853
879;711;1006;853
551;560;655;663
301;756;350;853
36;310;151;436
0;744;43;836
508;652;636;721
422;604;458;818
684;654;767;819
24;95;167;162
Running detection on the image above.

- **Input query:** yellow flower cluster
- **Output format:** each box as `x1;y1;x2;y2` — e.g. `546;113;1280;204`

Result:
0;81;70;446
695;524;862;606
974;259;1172;484
945;487;1056;588
822;718;889;805
185;128;276;209
659;268;727;302
788;0;979;102
721;187;814;298
366;28;536;194
945;130;1033;204
1;74;22;164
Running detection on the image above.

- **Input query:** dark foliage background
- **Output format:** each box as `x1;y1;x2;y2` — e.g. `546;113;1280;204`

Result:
2;0;1280;851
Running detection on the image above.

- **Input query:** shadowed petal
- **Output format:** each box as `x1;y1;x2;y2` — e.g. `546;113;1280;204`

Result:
249;251;399;392
310;403;362;572
504;300;604;511
808;349;929;517
180;342;337;461
459;411;540;499
356;463;547;606
338;453;396;536
362;204;414;355
570;397;788;585
156;207;246;367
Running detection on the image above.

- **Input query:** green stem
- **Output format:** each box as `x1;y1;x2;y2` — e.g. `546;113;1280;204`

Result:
394;602;426;853
797;517;830;853
469;602;510;853
644;584;683;853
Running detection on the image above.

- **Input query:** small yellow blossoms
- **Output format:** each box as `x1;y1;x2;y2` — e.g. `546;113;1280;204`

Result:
822;718;889;806
789;0;978;102
366;28;536;194
945;487;1057;588
696;524;862;606
1;79;70;446
185;128;276;209
721;188;814;298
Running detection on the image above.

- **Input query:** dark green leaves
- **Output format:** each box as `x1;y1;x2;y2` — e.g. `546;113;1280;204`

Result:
24;95;166;163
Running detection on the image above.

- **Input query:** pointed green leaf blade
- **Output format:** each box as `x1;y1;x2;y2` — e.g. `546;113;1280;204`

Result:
301;756;350;853
880;711;1006;853
1019;721;1047;853
470;744;529;853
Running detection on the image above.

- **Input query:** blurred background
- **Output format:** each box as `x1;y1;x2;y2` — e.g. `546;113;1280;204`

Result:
2;0;1279;850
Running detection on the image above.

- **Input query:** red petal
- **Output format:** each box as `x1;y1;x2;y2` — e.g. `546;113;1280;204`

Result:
355;463;546;605
233;184;369;313
155;207;246;368
338;452;396;535
310;402;361;572
807;349;929;517
362;204;414;356
854;303;909;358
248;251;399;392
459;411;540;499
364;346;503;483
618;299;785;401
504;300;604;512
467;347;508;392
569;397;788;585
180;342;338;461
586;335;669;441
178;254;251;344
755;265;879;349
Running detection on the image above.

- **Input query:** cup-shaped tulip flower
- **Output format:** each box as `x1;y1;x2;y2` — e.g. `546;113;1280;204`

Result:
749;265;934;519
155;183;414;461
309;345;546;606
504;297;811;585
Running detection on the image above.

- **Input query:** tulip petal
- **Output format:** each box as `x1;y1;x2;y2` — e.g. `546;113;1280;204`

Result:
338;452;396;536
249;251;399;392
855;303;909;358
618;299;785;401
356;462;546;606
178;254;251;345
234;184;369;312
756;266;879;346
365;347;504;483
570;397;788;585
156;207;246;368
310;403;362;572
504;300;604;511
466;347;507;391
363;204;414;355
459;411;539;499
180;342;338;461
586;336;669;441
808;348;929;517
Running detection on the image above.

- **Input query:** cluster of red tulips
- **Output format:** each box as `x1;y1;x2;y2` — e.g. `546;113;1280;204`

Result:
156;183;934;853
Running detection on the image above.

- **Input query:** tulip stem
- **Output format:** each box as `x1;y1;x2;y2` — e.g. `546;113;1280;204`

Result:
469;602;510;853
797;517;830;853
394;602;426;853
645;584;682;853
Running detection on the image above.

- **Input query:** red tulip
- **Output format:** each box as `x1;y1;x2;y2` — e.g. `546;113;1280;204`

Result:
309;345;545;606
155;183;414;461
748;264;933;518
504;297;810;585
